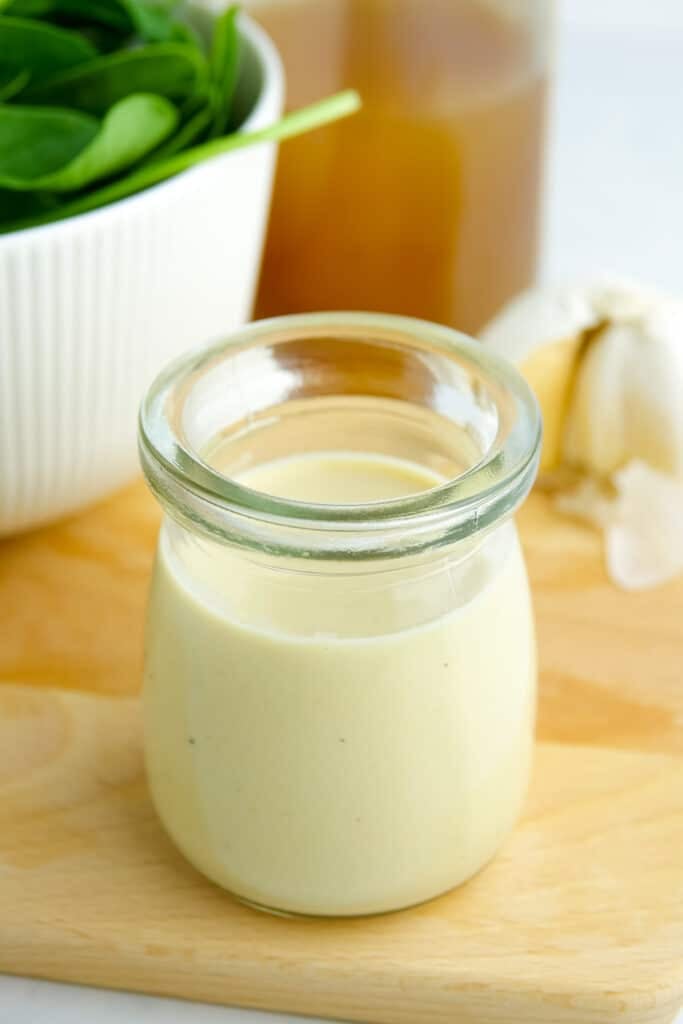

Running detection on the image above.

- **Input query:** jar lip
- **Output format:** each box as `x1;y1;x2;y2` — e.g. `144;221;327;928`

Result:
139;312;541;557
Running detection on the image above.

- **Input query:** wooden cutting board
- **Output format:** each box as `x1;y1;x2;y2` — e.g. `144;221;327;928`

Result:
1;481;682;1024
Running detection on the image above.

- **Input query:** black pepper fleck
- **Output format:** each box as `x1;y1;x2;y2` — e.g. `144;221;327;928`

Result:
188;737;196;746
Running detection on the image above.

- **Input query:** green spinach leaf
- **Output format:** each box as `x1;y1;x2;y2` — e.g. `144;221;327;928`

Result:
23;41;209;114
0;69;31;102
0;187;61;223
70;22;129;53
122;0;184;42
146;93;211;161
208;3;239;137
0;103;98;179
0;93;177;190
0;16;97;84
0;0;55;15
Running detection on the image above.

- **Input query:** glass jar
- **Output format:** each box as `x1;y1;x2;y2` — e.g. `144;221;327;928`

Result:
248;0;553;332
139;312;541;917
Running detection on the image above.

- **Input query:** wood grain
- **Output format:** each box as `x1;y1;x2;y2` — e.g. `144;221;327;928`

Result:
0;481;682;1024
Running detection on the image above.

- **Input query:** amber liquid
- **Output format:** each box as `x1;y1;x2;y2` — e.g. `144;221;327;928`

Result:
251;0;548;333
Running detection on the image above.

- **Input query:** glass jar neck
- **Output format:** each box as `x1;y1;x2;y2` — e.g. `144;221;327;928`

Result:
139;313;541;560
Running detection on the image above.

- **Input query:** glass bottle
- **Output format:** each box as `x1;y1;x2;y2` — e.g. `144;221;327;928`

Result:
248;0;553;332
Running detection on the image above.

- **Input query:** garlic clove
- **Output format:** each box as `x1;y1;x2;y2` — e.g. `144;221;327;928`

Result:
515;336;586;472
563;302;683;478
562;322;634;476
480;282;602;471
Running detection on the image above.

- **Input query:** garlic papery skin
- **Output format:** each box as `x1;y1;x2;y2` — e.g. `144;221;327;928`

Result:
557;462;683;591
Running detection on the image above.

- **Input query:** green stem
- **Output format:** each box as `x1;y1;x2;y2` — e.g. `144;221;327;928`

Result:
1;89;361;233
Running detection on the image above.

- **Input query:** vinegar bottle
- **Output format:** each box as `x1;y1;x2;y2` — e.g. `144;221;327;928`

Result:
248;0;553;333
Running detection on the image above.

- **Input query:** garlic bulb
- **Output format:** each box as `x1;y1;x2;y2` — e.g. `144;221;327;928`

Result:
480;279;683;590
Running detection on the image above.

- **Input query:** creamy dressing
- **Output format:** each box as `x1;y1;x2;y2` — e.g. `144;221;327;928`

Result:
144;452;536;916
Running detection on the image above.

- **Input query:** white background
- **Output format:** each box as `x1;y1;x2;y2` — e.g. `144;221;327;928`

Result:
1;1;682;1022
542;0;683;291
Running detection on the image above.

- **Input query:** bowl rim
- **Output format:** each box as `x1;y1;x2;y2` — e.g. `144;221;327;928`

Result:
0;13;284;248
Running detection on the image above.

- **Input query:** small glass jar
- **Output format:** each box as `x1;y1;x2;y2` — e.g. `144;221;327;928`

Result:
139;313;541;917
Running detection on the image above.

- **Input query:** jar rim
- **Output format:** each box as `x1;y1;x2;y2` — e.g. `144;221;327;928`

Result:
138;312;541;559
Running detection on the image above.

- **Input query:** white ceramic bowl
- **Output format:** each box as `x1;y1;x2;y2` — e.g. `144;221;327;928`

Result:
0;14;283;535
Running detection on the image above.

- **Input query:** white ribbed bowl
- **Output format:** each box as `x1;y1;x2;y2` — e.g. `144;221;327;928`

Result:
0;14;283;535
